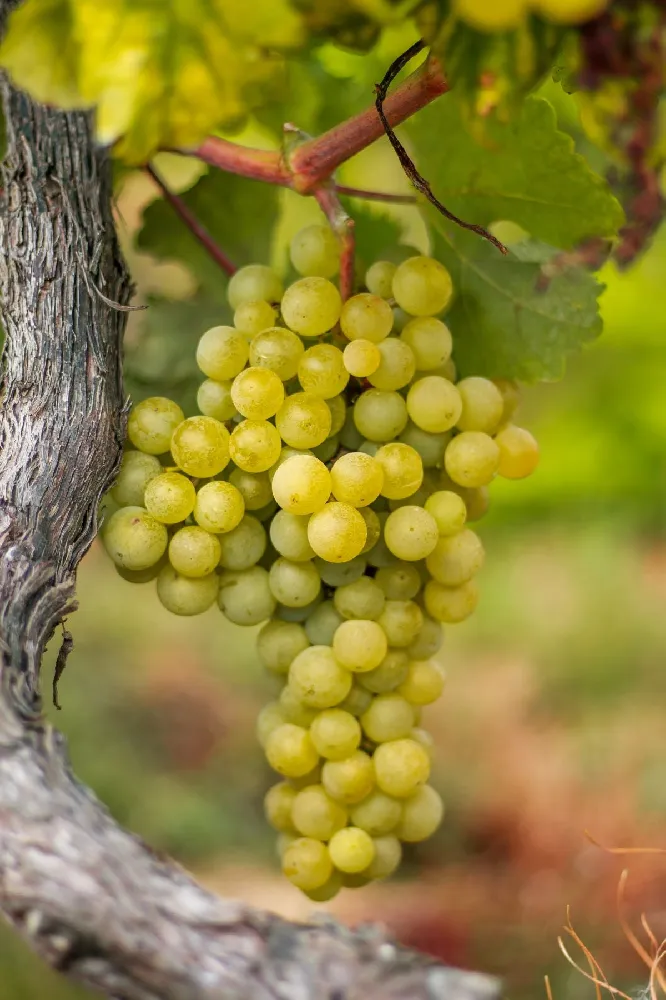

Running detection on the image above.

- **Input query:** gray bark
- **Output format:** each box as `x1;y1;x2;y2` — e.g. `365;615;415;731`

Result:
0;62;501;1000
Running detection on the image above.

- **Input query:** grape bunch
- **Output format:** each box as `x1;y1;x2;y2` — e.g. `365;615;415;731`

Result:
101;223;539;900
453;0;609;30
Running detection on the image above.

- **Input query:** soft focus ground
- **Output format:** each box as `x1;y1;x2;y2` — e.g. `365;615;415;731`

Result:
2;84;666;1000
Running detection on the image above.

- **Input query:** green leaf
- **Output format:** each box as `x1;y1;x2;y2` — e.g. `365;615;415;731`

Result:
0;0;304;163
138;171;281;300
430;219;604;381
408;94;624;250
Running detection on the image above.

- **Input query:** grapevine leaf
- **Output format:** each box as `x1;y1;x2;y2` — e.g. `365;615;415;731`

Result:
430;219;604;381
0;0;304;163
408;94;624;250
138;172;280;300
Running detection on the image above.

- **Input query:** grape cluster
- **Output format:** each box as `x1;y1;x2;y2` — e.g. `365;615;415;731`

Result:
101;223;539;900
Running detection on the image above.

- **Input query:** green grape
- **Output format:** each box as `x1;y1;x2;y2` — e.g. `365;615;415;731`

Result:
155;564;219;616
249;328;305;383
257;620;310;676
297;343;349;399
532;0;606;25
127;397;184;455
282;836;332;891
373;738;430;797
268;557;321;608
329;452;383;508
227;264;283;310
254;499;278;522
171;416;230;478
218;565;276;625
365;512;397;570
334;575;385;621
392;256;453;317
395;785;444;842
398;422;450;469
426;529;485;586
144;472;196;524
310;709;362;760
270;510;315;561
271;454;332;515
196;325;249;381
353;389;408;443
361;693;415;743
375;563;422;601
397;659;446;707
314;555;366;588
340;406;364;451
103;506;168;571
332;619;388;673
228;468;273;511
424;578;479;624
307;502;367;563
377;600;423;648
339;683;373;718
229;419;282;474
363;835;402;880
305;600;344;646
328;827;375;873
264;782;297;833
233;299;277;337
365;260;396;299
256;702;288;748
495;424;539;479
291;784;348;840
275;392;332;449
288;645;352;709
230;367;285;420
343;339;381;378
340;292;393;344
359;650;409;694
456;377;504;433
326;394;347;436
303;870;342;902
115;558;166;585
359;507;381;554
493;378;520;421
406;376;462;434
384;506;439;561
290;224;340;278
359;440;380;458
169;526;221;578
400;317;452;371
275;593;323;624
281;277;342;337
350;790;402;836
375;443;423;500
111;450;161;506
424;490;467;536
444;431;500;488
193;481;245;534
368;338;416;391
312;434;340;463
279;685;319;727
196;379;237;422
410;726;436;758
276;832;298;858
322;750;375;804
217;514;266;569
392;307;411;333
408;615;443;660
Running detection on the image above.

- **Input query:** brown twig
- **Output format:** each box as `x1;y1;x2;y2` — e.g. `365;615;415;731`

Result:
144;163;237;276
374;42;508;256
334;184;417;205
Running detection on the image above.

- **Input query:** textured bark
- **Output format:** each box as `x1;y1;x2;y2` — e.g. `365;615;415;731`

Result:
0;63;501;1000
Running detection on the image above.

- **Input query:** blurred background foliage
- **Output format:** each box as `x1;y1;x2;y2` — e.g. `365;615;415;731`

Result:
3;23;666;1000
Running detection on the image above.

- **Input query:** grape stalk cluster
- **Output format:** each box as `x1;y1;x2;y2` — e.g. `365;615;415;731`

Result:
101;224;539;900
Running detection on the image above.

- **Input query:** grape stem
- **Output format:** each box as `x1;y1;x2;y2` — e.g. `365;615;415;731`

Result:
314;185;356;301
334;184;417;205
144;163;237;276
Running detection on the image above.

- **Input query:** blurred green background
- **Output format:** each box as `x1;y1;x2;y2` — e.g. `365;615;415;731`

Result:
3;32;666;1000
